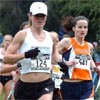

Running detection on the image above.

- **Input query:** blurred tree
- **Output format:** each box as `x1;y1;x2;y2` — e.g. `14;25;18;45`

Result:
47;0;100;42
0;0;100;43
0;0;47;36
0;1;25;36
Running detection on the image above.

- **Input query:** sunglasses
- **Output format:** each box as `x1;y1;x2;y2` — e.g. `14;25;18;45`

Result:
34;14;46;17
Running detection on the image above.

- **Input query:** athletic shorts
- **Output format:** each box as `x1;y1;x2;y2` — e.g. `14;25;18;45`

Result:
61;80;94;100
0;75;13;86
14;78;54;100
53;88;61;100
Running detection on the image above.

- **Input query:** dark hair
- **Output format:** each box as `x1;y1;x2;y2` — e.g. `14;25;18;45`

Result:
61;16;74;37
71;16;89;27
61;16;74;32
19;21;30;30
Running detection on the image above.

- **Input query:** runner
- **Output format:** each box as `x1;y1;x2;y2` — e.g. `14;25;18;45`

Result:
0;34;13;100
57;16;100;100
50;31;63;100
3;2;58;100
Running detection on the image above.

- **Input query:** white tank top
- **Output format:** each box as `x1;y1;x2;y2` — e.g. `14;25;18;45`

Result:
0;48;4;69
19;28;53;74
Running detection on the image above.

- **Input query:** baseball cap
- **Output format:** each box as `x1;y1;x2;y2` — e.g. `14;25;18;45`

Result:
30;2;47;16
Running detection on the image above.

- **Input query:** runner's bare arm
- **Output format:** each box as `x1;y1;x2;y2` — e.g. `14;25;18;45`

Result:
3;30;26;64
0;64;17;74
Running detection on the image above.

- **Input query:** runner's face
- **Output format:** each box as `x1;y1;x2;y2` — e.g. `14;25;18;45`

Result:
73;20;88;39
31;14;47;28
3;35;13;49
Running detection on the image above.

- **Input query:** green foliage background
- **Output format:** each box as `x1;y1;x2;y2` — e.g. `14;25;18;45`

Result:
47;0;100;42
0;0;100;42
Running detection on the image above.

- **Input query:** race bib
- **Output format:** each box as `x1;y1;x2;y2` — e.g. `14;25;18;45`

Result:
75;54;90;66
31;53;49;70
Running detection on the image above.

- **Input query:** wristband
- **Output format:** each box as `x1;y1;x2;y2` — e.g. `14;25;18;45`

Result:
58;59;68;72
17;63;22;68
58;59;67;67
